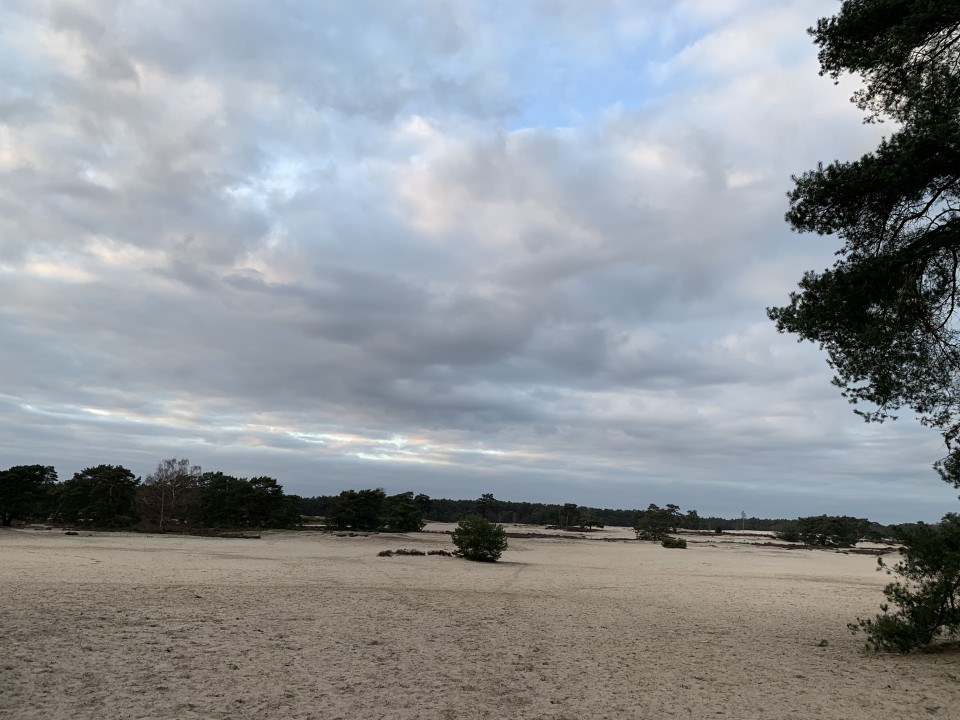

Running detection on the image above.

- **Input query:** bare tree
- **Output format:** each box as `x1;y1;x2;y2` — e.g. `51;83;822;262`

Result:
137;458;201;532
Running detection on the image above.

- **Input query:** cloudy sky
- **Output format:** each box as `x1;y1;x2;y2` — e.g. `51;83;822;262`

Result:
2;0;957;523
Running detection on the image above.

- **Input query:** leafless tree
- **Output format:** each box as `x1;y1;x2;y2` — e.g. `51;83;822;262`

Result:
137;458;201;532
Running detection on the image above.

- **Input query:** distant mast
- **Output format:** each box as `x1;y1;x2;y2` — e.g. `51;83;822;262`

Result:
741;511;746;532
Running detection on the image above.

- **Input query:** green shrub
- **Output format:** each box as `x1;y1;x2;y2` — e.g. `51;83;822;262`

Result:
849;514;960;652
428;549;453;556
661;536;687;549
377;550;394;557
451;515;508;562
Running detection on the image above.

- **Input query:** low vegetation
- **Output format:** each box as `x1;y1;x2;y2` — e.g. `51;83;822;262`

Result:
451;515;508;562
849;514;960;652
378;548;453;557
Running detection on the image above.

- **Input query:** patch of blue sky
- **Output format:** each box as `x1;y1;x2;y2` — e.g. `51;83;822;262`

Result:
505;60;655;131
498;24;718;130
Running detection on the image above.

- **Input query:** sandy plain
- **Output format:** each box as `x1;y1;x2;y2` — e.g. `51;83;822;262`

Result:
2;524;959;720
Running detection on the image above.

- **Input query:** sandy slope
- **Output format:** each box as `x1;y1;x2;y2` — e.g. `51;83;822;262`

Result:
2;526;958;720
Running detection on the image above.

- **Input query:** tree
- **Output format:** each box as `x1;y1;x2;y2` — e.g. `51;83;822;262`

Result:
778;515;885;547
476;493;497;521
768;1;960;484
451;515;508;562
633;503;682;541
0;465;58;526
57;465;140;527
850;514;960;652
136;458;201;532
413;493;432;519
195;472;252;527
380;491;425;532
561;502;582;527
327;488;386;531
244;476;299;528
796;515;864;548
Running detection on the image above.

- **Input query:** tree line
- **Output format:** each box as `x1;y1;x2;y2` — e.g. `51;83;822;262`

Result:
302;492;668;528
4;464;907;543
0;459;301;531
300;491;870;535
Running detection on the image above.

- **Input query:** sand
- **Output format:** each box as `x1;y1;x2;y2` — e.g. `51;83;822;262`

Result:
2;524;958;720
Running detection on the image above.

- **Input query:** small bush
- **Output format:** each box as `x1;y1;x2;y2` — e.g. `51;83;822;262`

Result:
451;515;508;562
377;550;394;557
849;513;960;652
394;548;425;556
661;536;687;549
428;549;453;556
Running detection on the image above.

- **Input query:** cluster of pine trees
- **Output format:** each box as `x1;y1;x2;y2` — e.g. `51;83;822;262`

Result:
0;459;300;531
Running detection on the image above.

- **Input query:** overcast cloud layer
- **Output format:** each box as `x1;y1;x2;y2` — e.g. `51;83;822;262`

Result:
2;0;957;523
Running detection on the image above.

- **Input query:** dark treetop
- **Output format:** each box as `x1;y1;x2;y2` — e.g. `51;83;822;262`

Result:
769;1;960;487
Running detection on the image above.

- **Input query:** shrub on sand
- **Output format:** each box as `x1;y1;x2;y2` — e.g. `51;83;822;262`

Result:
849;514;960;652
451;515;508;562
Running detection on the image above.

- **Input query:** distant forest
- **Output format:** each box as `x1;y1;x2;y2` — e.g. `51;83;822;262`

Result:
1;458;896;536
300;492;793;532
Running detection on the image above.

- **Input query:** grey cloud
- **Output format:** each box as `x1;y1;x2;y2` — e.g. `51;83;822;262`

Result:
1;0;954;522
51;0;506;122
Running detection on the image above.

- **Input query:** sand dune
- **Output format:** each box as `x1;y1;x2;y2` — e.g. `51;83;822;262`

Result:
2;525;957;720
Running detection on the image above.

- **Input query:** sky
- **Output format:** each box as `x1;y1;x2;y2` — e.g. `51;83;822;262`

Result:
2;0;958;524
